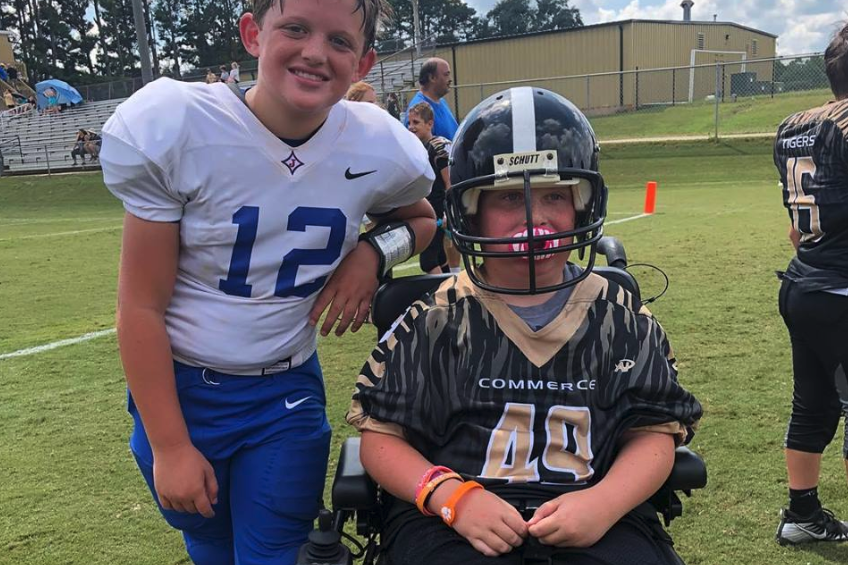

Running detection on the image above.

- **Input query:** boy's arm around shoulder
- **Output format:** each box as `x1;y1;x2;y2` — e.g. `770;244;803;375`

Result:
308;117;436;337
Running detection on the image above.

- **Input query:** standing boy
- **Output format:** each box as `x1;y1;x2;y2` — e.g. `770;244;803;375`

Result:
99;1;436;564
407;101;452;273
774;22;848;545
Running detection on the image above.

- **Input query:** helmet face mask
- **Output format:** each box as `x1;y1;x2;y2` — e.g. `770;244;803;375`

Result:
446;87;608;295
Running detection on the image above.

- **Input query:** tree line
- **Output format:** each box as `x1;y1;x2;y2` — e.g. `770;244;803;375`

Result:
0;0;581;85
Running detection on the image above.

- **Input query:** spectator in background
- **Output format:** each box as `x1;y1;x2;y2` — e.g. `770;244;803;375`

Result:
85;130;102;161
7;65;18;82
0;64;8;83
71;129;88;166
205;68;217;84
403;57;458;141
228;61;240;84
4;89;15;109
385;92;400;120
345;81;378;104
219;64;229;83
44;87;60;115
407;102;451;274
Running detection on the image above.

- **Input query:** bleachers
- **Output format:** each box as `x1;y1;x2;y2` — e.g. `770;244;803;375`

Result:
0;98;123;175
365;57;423;96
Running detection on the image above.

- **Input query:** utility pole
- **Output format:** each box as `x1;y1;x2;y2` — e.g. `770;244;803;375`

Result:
412;0;421;56
131;0;154;84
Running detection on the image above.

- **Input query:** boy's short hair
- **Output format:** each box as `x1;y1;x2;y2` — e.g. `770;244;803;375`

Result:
250;0;390;52
825;22;848;99
408;102;433;123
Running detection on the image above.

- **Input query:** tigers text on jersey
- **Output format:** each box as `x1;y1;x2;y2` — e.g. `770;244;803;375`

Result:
101;78;434;373
347;272;701;488
775;99;848;284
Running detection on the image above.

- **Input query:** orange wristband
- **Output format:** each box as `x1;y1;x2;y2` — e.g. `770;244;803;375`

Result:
415;472;462;516
439;480;483;526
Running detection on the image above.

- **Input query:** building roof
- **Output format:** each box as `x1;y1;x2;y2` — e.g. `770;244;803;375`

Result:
434;18;777;49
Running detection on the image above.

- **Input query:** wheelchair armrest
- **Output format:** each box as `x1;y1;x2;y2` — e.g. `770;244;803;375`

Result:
331;437;378;511
666;446;708;492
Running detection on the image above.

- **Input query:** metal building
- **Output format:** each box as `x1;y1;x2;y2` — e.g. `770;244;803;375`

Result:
430;18;776;118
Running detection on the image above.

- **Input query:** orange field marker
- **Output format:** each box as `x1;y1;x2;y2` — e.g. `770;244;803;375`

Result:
644;181;657;214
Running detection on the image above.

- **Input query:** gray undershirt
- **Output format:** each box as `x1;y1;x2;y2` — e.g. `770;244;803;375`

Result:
508;264;584;331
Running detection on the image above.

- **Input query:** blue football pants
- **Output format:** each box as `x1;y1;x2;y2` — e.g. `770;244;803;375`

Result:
129;354;331;565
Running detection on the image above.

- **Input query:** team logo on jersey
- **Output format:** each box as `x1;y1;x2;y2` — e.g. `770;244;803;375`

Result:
282;151;304;175
614;359;636;373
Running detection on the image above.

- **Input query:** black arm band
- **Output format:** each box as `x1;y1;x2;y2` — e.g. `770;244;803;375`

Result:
359;221;416;278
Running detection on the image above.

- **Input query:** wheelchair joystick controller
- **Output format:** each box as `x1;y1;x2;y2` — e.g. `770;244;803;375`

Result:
296;509;352;565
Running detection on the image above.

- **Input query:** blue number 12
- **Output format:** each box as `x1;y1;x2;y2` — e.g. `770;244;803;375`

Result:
219;206;346;299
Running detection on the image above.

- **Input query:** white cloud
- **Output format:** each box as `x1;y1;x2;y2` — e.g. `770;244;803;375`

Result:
465;0;843;54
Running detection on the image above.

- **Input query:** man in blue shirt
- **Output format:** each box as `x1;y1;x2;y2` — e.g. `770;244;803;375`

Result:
404;58;458;141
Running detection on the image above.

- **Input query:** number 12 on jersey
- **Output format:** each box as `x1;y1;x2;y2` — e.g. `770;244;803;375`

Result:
219;206;347;298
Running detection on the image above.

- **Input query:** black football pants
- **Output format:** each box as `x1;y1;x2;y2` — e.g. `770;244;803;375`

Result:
779;279;848;458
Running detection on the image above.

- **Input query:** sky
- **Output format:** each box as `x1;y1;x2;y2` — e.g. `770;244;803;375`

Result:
464;0;846;55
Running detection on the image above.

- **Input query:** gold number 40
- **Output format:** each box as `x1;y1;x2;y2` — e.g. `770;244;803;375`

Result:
481;402;594;483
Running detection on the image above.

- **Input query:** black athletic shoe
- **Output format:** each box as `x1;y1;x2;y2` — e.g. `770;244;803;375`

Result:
776;507;848;545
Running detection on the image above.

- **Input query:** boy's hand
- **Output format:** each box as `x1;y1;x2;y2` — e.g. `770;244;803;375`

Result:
309;241;380;336
526;489;615;548
153;444;218;519
439;487;528;556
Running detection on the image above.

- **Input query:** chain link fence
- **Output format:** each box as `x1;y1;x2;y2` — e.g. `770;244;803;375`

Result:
394;53;830;142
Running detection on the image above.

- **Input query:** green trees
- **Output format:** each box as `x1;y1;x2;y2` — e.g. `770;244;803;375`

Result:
0;0;582;84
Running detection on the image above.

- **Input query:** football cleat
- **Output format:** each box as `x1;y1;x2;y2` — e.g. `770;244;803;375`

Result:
776;507;848;545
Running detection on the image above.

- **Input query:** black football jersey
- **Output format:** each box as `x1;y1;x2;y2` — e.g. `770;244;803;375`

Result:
775;99;848;283
425;136;451;216
347;272;701;491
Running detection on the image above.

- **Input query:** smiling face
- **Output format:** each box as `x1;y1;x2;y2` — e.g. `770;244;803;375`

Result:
240;0;376;136
475;185;577;291
407;110;433;143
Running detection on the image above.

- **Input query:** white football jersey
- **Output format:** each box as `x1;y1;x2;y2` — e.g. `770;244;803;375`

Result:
101;78;433;373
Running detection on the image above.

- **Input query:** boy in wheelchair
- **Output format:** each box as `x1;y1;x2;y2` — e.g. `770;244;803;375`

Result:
345;88;702;565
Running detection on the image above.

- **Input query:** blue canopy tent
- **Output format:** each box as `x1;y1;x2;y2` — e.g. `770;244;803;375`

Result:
35;79;83;110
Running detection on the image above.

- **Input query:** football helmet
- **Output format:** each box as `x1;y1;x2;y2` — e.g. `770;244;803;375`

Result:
446;87;607;294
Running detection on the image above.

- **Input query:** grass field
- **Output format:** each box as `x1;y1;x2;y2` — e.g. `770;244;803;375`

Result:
590;89;832;140
3;139;848;565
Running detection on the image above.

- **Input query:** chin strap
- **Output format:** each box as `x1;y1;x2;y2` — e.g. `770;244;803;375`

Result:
359;221;416;278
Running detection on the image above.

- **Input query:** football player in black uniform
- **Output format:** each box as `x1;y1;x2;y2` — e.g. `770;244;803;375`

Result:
347;87;702;565
774;23;848;545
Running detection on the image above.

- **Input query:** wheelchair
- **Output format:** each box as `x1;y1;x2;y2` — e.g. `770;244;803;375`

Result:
298;237;707;565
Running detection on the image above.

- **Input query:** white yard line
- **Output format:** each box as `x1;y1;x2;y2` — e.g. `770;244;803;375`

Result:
0;225;122;242
0;329;116;361
606;213;651;225
0;217;121;226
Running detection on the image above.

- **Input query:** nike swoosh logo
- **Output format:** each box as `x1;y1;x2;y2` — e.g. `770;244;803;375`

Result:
284;396;312;410
345;168;377;180
793;524;828;539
